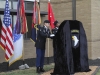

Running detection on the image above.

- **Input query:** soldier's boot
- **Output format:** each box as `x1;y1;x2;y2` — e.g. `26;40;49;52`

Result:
36;67;40;73
40;67;45;72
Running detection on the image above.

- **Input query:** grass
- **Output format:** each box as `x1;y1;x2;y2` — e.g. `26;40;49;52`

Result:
96;69;100;75
1;64;100;75
0;63;54;75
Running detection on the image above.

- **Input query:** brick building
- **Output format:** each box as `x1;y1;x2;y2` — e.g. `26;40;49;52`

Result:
0;0;100;70
41;0;100;59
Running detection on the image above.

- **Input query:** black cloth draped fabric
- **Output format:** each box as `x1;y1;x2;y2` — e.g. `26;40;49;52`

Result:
51;20;91;75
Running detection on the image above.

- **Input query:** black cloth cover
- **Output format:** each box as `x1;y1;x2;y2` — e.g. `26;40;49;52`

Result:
51;20;91;75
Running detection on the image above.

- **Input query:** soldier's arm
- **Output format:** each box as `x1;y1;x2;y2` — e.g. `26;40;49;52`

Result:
39;27;50;38
52;29;54;34
52;29;57;35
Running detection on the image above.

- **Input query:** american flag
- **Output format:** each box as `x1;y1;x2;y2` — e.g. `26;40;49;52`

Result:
0;0;14;61
0;18;2;38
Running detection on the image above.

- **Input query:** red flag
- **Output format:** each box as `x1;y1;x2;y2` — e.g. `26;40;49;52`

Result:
21;0;28;34
32;0;41;28
20;0;28;34
0;0;14;61
36;1;41;25
32;0;37;28
48;1;55;29
15;0;28;34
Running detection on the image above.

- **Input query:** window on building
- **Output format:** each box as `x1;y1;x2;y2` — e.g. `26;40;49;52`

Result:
12;1;18;9
24;1;40;39
25;1;34;10
0;1;11;9
0;0;43;39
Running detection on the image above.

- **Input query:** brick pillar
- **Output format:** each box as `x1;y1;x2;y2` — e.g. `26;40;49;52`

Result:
76;0;92;59
76;0;100;59
91;0;100;59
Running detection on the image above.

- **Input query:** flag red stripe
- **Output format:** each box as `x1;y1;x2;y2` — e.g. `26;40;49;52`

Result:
6;36;13;50
0;25;6;50
0;42;5;50
5;54;9;61
1;35;6;42
6;45;13;56
6;27;14;50
7;27;12;38
1;27;6;34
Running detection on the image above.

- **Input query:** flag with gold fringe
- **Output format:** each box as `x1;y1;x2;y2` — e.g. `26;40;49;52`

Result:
9;26;23;66
30;0;41;42
0;0;14;61
15;0;28;34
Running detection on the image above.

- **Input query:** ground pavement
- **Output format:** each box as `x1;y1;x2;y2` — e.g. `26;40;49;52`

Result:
41;66;99;75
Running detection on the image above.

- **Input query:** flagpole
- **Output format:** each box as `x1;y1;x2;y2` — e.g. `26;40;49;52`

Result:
47;0;51;64
47;38;50;64
22;35;25;65
47;0;50;64
20;34;29;69
47;25;52;64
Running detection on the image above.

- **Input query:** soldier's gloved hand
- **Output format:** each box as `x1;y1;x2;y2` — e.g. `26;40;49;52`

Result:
50;34;55;37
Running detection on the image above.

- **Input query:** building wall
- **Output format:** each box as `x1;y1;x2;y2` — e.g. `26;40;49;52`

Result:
76;0;100;59
24;0;73;62
91;0;100;59
0;48;5;63
76;0;92;58
40;0;72;23
40;0;92;59
0;0;100;63
0;0;73;63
